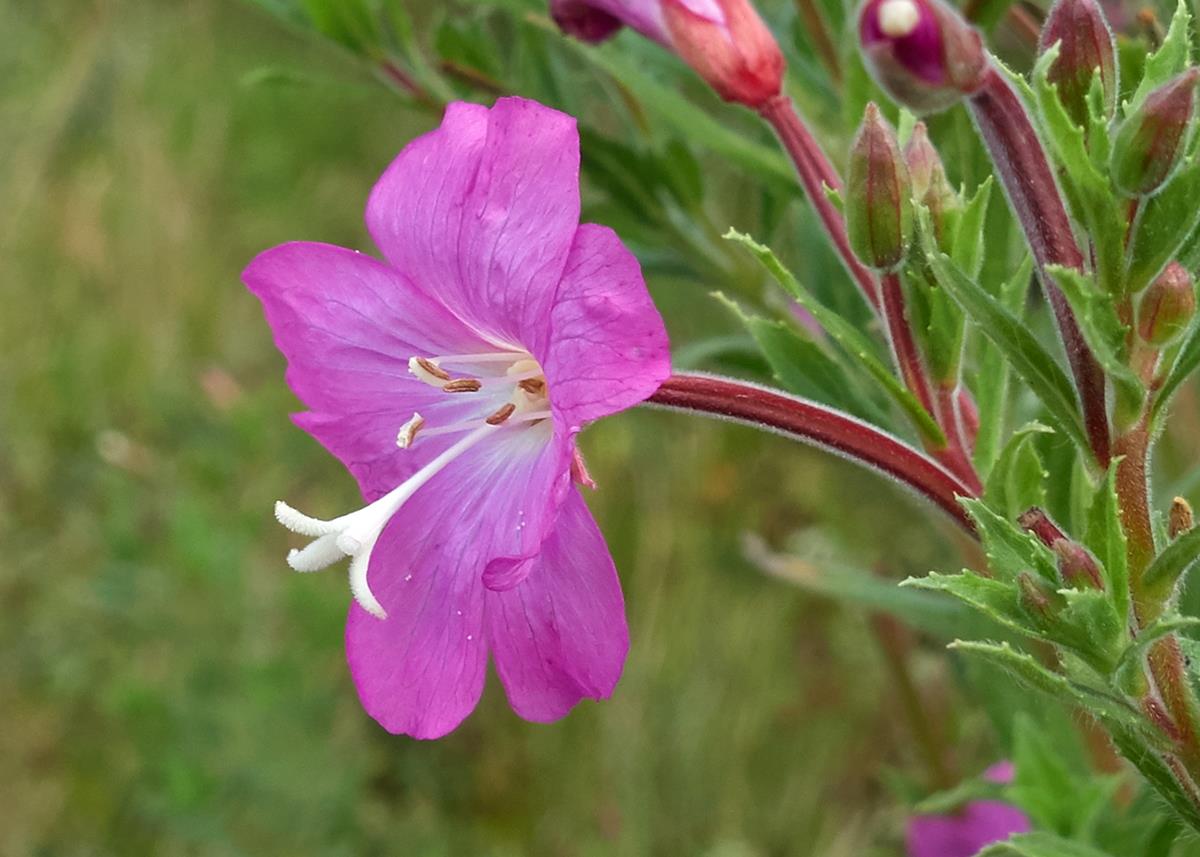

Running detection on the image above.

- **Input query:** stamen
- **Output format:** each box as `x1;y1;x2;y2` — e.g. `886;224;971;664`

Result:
415;357;450;380
485;403;517;425
878;0;920;37
518;378;546;396
442;379;483;393
435;352;529;365
410;409;553;441
396;412;425;449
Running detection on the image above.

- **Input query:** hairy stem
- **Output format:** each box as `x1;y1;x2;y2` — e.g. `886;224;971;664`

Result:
646;374;977;531
967;64;1111;466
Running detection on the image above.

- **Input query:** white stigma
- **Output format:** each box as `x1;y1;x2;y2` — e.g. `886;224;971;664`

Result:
878;0;920;37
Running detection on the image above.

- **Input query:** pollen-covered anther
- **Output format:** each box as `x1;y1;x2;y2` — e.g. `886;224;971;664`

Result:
485;403;517;425
518;378;546;396
416;357;450;380
878;0;920;36
396;412;425;449
443;378;483;393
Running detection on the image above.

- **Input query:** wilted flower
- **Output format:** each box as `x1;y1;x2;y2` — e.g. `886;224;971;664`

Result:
858;0;986;113
244;97;670;738
907;762;1031;857
551;0;784;107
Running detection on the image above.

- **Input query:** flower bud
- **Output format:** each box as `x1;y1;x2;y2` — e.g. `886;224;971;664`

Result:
1111;69;1200;197
904;122;958;236
551;0;785;108
847;103;914;270
1017;507;1066;548
1018;572;1062;624
1170;496;1194;539
1138;262;1196;345
858;0;987;113
1038;0;1117;128
1051;539;1104;590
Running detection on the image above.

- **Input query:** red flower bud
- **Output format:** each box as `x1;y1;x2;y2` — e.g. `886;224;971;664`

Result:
1039;0;1118;128
1112;69;1200;196
1017;507;1066;548
847;103;913;270
858;0;987;113
1051;539;1104;590
904;122;958;235
1138;262;1196;345
551;0;784;108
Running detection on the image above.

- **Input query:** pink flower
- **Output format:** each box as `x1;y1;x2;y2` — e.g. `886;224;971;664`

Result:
906;763;1032;857
243;97;671;739
551;0;784;108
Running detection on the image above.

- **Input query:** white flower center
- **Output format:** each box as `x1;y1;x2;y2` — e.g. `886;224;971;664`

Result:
878;0;920;37
273;349;551;619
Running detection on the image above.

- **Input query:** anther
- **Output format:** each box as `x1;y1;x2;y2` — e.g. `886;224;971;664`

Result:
396;412;425;449
518;378;546;396
485;403;517;425
443;379;483;393
415;357;450;381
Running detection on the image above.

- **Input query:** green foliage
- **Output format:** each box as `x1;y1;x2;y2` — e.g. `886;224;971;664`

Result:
984;424;1051;522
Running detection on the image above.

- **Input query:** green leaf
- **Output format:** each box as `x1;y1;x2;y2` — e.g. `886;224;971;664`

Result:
979;833;1117;857
1109;723;1200;831
301;0;383;54
744;537;987;640
1085;463;1130;625
950;176;994;278
973;256;1035;478
725;229;946;444
1058;588;1125;671
948;640;1162;743
915;212;1093;458
715;293;888;424
1114;615;1200;691
963;498;1059;582
1129;0;1192;108
985;423;1052;521
1127;156;1200;294
1143;525;1200;598
904;571;1027;632
1032;49;1125;297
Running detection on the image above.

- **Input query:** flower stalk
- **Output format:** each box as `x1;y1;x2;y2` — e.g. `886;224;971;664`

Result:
647;373;978;531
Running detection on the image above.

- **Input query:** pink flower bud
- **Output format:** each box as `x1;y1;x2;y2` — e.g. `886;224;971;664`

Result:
904;122;958;236
550;0;784;108
1138;262;1196;346
1051;539;1104;590
858;0;986;113
1017;507;1066;548
847;103;913;270
1112;69;1200;197
1039;0;1117;128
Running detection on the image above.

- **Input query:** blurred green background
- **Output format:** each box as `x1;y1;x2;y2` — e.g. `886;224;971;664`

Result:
0;1;1103;855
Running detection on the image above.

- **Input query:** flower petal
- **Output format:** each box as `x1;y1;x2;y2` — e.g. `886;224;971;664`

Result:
543;224;671;429
366;98;581;355
487;490;629;722
243;241;487;417
345;423;571;737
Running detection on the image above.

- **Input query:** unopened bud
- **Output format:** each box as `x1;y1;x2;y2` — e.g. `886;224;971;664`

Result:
904;122;959;236
1112;69;1200;196
1039;0;1117;128
847;103;914;270
1018;507;1066;548
1170;496;1195;539
1052;539;1104;590
1138;262;1196;345
858;0;987;113
1018;572;1062;624
551;0;785;108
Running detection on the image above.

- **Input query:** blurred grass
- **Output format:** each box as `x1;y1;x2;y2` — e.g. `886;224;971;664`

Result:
1;2;999;855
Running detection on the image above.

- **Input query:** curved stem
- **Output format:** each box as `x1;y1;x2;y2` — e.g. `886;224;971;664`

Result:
968;64;1111;466
646;374;978;532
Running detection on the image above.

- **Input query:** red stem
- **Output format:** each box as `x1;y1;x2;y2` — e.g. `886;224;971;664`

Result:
967;65;1111;465
759;95;881;308
646;374;977;532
